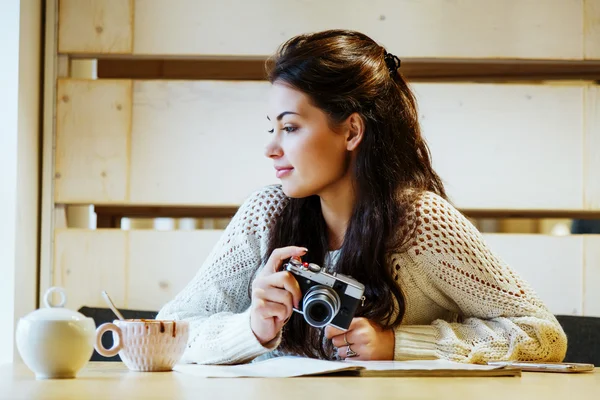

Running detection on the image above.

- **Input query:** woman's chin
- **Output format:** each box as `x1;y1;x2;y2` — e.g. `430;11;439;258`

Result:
280;185;300;198
280;182;311;199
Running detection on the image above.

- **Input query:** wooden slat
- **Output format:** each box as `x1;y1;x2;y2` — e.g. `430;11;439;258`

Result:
585;0;600;59
56;80;591;211
482;235;584;316
91;206;600;226
96;58;600;82
57;0;587;60
415;83;585;211
583;235;600;317
52;230;596;316
40;0;59;308
585;85;600;210
94;205;238;220
128;80;273;205
53;229;223;311
54;229;127;310
130;0;583;60
58;0;133;54
127;230;223;310
97;59;267;81
461;210;600;219
55;79;131;203
57;54;69;77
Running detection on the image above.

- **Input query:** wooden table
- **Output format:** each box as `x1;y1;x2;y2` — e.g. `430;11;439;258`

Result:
1;362;598;400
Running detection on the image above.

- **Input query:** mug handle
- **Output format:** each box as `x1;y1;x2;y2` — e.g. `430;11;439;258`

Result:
95;323;123;357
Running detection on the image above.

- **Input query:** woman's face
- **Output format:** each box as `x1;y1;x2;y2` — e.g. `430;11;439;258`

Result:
265;82;352;198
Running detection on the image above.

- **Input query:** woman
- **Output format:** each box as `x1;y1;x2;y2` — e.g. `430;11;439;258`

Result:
157;29;567;365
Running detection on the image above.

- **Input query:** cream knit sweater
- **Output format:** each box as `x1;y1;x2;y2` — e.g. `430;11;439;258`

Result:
156;185;567;365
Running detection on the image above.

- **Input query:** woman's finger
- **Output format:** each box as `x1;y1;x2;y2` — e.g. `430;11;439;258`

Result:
258;287;294;319
324;325;346;340
337;343;365;360
263;246;308;275
331;330;355;348
347;317;367;331
256;300;288;322
261;271;302;308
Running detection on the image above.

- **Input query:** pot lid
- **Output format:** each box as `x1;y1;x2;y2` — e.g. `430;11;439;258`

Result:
21;287;90;321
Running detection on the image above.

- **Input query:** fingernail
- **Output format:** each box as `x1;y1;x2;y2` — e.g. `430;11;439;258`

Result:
301;248;308;253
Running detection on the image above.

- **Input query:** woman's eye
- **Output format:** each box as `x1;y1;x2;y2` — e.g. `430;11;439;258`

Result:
267;126;297;134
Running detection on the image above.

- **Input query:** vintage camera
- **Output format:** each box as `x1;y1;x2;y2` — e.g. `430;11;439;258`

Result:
284;256;365;330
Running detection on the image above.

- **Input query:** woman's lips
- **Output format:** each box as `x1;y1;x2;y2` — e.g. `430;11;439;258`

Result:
275;168;293;178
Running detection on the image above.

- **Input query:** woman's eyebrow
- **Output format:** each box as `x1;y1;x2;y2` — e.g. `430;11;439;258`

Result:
266;111;301;121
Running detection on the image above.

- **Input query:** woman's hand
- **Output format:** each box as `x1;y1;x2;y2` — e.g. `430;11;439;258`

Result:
325;317;395;360
250;246;306;345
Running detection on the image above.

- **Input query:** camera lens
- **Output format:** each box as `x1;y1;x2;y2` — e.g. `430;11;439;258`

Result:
308;303;329;322
302;286;340;328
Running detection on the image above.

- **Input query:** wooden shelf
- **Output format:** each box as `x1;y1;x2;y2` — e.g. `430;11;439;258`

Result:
96;58;600;82
93;204;238;220
87;204;600;225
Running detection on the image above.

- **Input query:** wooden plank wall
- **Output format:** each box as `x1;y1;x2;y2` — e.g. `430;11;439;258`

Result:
52;230;595;316
43;0;600;318
59;0;587;59
54;80;596;211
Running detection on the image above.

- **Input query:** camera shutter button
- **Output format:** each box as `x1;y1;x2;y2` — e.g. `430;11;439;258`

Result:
308;263;321;273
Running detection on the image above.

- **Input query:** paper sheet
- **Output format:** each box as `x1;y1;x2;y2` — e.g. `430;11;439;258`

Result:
343;359;501;371
174;356;362;378
173;356;503;378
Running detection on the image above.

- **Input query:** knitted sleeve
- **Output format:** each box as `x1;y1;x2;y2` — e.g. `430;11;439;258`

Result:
393;192;568;364
156;185;288;365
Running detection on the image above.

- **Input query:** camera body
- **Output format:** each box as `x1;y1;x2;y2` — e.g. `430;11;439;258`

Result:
284;257;365;330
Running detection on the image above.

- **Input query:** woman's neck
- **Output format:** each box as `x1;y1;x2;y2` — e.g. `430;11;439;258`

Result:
319;174;356;251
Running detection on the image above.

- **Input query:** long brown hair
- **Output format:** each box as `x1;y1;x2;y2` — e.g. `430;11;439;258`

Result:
261;30;446;359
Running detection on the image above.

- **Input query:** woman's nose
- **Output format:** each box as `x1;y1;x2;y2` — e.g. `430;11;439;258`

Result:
265;137;283;159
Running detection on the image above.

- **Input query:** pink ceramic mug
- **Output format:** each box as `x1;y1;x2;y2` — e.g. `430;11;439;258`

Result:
95;319;189;371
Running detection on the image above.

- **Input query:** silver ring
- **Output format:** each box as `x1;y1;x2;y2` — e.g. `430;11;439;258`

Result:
346;345;358;358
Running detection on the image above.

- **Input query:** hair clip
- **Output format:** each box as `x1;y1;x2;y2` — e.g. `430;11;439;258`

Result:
383;50;401;75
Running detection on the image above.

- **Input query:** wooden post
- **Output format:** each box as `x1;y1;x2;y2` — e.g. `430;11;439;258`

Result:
39;0;58;308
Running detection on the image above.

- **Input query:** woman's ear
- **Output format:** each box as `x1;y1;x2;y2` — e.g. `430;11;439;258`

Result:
345;113;365;151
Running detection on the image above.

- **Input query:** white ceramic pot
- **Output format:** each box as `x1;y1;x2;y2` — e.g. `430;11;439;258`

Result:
16;287;96;379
